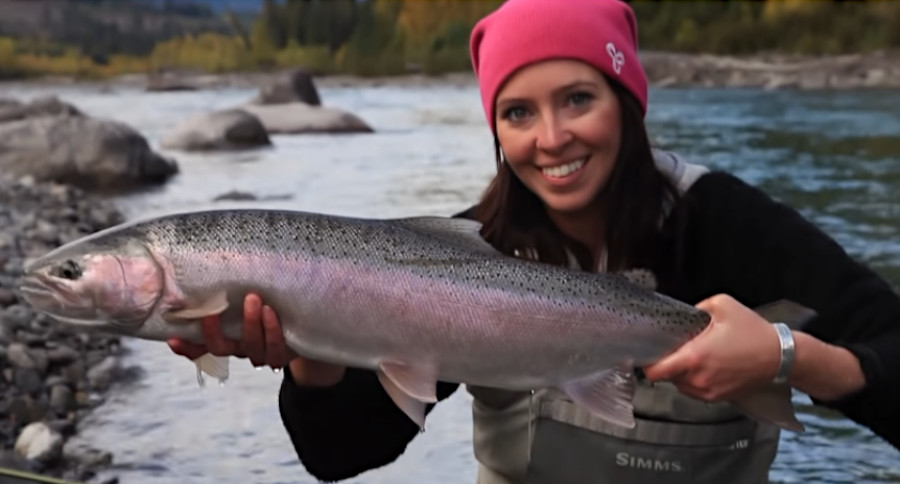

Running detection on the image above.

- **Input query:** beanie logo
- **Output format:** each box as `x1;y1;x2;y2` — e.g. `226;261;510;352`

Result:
606;42;625;75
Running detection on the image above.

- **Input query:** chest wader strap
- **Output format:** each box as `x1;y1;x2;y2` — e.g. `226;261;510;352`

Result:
538;397;759;447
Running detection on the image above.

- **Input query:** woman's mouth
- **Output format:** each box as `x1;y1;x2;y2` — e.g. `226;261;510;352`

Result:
541;156;587;180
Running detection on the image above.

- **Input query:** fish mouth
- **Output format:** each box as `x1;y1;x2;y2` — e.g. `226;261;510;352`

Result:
18;274;91;317
19;278;54;298
19;274;143;330
19;276;59;302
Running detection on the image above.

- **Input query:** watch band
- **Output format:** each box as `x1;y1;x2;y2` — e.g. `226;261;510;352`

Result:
772;322;795;384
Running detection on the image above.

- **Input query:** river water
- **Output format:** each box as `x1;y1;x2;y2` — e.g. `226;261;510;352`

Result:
3;78;899;484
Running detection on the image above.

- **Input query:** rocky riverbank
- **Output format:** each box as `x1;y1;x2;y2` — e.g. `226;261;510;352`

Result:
28;49;893;92
4;50;899;93
0;175;129;482
640;50;900;90
311;49;900;91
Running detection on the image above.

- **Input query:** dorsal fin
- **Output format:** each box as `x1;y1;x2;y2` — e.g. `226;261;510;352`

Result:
618;268;658;291
391;217;499;255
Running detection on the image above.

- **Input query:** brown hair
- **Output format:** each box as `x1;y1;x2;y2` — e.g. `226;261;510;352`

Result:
474;78;680;273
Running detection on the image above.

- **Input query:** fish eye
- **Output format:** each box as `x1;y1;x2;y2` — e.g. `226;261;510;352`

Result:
53;260;82;280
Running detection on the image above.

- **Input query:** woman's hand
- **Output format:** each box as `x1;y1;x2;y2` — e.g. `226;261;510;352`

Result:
643;294;782;402
167;293;346;388
643;293;867;403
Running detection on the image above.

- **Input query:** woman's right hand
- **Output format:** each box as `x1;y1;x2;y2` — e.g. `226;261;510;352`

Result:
166;293;346;388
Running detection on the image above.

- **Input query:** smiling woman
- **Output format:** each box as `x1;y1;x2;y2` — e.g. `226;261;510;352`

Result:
163;0;900;483
480;58;671;273
493;63;624;256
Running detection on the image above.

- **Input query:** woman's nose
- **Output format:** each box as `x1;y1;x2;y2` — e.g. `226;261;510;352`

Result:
535;113;572;153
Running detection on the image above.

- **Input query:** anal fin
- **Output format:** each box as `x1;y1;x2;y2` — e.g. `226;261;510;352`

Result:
562;365;636;429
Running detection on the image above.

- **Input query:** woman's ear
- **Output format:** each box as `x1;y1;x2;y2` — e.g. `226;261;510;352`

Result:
493;136;507;167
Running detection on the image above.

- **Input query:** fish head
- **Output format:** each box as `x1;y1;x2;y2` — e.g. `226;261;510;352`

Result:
19;235;164;332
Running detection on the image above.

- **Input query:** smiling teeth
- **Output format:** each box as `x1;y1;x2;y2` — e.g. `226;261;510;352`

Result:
542;158;586;178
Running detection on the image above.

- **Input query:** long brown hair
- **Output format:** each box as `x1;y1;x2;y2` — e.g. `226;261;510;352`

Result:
474;77;680;273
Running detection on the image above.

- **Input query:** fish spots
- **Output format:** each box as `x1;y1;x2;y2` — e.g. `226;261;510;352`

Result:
131;209;708;341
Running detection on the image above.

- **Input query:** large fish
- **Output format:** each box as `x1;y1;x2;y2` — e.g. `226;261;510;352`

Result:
17;208;809;432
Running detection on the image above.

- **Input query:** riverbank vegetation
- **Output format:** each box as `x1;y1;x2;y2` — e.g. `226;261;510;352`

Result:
1;0;899;80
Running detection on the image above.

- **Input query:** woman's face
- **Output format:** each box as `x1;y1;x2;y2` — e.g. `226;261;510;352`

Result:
495;59;622;216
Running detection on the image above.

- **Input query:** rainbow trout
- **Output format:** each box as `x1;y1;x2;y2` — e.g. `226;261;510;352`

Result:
18;208;808;432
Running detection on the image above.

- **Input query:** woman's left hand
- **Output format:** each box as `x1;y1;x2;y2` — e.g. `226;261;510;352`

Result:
643;294;782;402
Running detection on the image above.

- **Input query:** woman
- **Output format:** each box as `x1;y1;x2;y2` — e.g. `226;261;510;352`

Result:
169;0;900;482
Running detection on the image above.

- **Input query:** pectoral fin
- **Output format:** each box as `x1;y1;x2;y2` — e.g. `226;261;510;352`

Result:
562;365;637;429
377;371;427;430
163;290;230;323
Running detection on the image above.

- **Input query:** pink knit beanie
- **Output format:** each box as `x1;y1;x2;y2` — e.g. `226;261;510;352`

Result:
470;0;648;132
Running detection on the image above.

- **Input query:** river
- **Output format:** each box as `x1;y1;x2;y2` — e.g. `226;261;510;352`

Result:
3;78;899;484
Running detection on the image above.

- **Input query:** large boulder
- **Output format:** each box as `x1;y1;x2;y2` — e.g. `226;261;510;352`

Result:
239;102;373;134
0;96;83;123
0;98;24;121
0;115;178;191
145;72;199;92
161;108;271;151
159;67;373;145
250;68;321;106
240;68;372;134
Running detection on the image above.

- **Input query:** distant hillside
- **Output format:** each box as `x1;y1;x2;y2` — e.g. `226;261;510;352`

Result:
0;0;239;59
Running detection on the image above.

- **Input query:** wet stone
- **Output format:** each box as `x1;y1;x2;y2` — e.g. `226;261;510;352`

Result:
0;288;17;306
0;174;124;478
14;369;44;395
49;385;75;415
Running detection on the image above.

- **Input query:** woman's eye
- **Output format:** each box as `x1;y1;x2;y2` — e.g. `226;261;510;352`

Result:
569;92;593;106
503;106;529;121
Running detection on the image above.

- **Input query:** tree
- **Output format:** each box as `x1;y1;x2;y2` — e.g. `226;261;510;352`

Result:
259;0;286;48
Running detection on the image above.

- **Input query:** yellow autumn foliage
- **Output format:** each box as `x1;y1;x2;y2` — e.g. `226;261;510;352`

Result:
1;0;898;80
0;36;148;79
